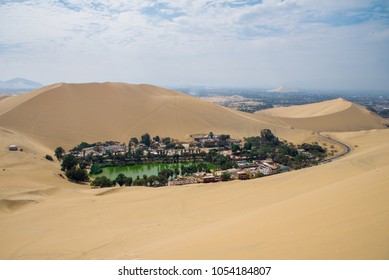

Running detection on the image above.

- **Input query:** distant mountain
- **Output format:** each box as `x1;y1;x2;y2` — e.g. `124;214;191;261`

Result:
267;86;299;93
0;78;43;93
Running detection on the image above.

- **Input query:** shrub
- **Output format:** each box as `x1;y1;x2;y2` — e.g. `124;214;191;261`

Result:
124;177;133;186
61;154;78;171
45;155;54;161
66;167;89;182
221;172;231;181
55;147;65;160
90;164;103;175
115;173;127;186
91;176;114;188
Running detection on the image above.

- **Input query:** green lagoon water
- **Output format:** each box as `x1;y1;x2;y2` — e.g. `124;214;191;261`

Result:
94;162;214;180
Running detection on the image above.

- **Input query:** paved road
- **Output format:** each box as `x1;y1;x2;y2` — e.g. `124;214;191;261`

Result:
317;132;352;164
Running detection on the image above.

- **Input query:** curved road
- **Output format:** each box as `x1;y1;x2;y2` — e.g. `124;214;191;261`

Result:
317;132;352;164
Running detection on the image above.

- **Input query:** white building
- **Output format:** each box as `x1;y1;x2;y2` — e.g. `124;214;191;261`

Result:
8;145;18;151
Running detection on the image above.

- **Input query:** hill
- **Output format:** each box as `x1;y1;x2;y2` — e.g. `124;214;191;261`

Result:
0;78;43;93
256;98;386;132
0;82;304;149
267;86;299;93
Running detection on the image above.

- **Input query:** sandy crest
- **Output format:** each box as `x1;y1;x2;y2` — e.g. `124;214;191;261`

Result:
255;98;385;132
259;98;352;118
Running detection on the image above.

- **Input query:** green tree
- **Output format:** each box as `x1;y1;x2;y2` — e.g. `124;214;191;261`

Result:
89;164;103;175
162;137;171;145
173;153;180;163
231;143;240;153
66;167;89;182
159;168;173;180
260;129;280;146
157;174;168;186
124;177;133;186
130;137;139;145
91;176;114;188
141;133;151;147
244;142;253;151
147;175;160;187
55;147;65;160
61;154;78;171
221;172;231;181
133;178;147;186
134;148;144;162
115;173;127;186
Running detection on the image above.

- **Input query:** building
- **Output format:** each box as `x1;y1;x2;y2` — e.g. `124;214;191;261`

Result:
237;171;249;180
201;175;221;183
262;161;280;174
190;133;207;141
258;164;272;175
102;144;126;155
8;145;18;151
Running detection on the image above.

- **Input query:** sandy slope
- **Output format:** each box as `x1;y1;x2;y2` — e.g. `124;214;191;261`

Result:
260;98;352;118
0;83;302;150
0;84;388;260
256;98;386;132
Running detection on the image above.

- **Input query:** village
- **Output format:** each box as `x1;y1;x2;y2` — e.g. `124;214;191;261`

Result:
55;129;325;188
168;159;281;186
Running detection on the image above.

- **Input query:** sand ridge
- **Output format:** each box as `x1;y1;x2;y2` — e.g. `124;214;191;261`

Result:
255;98;385;132
259;98;352;118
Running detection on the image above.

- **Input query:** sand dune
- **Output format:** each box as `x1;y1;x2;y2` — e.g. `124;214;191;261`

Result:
256;98;385;132
260;98;352;118
0;82;299;150
0;83;388;260
0;129;388;259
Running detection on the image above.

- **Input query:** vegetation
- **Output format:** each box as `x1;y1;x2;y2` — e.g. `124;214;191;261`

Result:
114;173;127;186
65;167;89;183
55;149;89;183
45;155;54;161
221;172;231;181
61;154;78;171
141;133;151;147
57;129;327;188
89;164;103;175
91;176;114;188
55;146;65;160
70;142;94;152
235;129;326;169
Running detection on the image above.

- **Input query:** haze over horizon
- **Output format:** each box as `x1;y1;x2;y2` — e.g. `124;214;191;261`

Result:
1;0;389;91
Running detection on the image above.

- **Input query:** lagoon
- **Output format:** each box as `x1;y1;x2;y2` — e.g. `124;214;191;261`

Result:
94;162;214;180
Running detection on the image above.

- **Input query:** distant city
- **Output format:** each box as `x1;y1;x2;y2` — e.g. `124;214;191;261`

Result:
173;86;389;118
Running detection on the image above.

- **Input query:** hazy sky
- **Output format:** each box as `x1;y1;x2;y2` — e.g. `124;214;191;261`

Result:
0;0;388;90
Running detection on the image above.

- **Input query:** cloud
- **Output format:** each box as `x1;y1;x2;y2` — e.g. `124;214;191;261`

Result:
0;0;388;90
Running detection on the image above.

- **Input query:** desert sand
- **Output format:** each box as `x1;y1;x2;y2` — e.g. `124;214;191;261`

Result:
256;98;385;132
0;83;388;259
